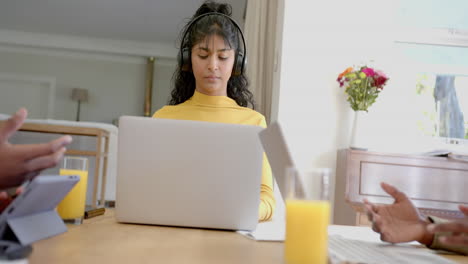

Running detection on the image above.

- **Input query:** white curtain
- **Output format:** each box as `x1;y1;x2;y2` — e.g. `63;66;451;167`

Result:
244;0;279;124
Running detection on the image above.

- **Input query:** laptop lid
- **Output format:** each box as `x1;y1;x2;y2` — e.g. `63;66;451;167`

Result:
116;116;263;231
258;122;305;200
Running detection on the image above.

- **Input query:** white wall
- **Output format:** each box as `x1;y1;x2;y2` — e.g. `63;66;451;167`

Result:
152;59;177;113
0;76;54;119
0;47;146;123
277;0;399;222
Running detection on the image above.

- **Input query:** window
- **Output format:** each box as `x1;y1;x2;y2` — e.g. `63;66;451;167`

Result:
414;72;468;139
393;0;468;144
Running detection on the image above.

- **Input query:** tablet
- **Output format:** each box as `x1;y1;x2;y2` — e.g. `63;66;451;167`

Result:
0;175;79;245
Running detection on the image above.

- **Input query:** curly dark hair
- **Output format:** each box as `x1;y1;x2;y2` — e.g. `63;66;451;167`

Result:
168;0;255;109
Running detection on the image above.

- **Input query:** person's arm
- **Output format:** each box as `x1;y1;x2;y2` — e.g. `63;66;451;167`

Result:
258;117;276;222
0;108;72;189
365;183;468;255
426;205;468;255
258;153;275;221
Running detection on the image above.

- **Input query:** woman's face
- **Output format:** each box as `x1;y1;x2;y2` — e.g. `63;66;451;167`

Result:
191;34;235;96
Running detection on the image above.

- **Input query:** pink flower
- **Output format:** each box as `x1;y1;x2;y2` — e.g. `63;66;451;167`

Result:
337;76;346;87
374;75;388;89
373;70;389;89
361;67;375;77
375;70;387;79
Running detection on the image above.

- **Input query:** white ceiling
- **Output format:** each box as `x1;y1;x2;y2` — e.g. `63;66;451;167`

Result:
0;0;246;45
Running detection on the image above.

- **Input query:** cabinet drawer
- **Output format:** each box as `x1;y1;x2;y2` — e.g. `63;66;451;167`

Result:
360;162;468;204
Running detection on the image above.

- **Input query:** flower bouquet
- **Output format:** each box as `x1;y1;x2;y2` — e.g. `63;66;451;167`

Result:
337;66;389;111
337;65;389;150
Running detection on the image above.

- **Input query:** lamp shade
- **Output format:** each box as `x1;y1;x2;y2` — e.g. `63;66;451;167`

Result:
71;88;89;102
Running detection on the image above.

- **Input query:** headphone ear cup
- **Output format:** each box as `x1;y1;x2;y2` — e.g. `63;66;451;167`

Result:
180;48;191;72
232;51;244;76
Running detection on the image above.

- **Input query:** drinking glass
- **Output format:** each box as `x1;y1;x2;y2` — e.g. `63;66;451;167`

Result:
284;167;331;264
56;156;88;225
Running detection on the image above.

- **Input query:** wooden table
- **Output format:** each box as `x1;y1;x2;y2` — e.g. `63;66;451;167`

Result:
1;121;110;208
29;210;468;264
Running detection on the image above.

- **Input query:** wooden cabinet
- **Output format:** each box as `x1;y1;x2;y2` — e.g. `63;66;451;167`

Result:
334;149;468;226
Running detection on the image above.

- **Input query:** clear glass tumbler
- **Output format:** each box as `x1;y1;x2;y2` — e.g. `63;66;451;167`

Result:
56;156;88;225
284;167;331;264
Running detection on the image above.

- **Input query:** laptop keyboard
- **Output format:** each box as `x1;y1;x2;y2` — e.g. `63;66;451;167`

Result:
328;235;455;264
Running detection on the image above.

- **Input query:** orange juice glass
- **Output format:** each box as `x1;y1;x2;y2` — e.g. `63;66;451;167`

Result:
284;168;331;264
57;156;88;225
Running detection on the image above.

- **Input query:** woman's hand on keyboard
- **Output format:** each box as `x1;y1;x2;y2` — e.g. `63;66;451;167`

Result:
363;182;434;246
427;205;468;247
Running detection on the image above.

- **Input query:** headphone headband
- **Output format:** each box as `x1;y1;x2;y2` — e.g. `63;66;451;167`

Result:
179;12;247;76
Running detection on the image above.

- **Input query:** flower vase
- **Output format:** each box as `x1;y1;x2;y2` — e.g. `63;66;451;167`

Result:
350;110;369;150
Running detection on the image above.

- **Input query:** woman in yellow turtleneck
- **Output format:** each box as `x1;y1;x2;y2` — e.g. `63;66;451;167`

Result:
152;1;275;222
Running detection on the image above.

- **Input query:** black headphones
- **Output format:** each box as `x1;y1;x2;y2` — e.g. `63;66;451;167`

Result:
179;12;247;76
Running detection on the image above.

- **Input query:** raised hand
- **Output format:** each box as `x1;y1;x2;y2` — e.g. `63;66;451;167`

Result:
364;182;433;245
0;108;72;188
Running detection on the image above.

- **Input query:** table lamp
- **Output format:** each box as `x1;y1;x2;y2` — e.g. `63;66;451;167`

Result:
71;88;89;121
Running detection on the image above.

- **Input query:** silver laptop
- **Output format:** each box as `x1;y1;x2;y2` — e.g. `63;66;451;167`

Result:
116;116;263;231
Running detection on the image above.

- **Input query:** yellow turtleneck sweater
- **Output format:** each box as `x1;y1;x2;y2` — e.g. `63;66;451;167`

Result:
153;91;275;222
